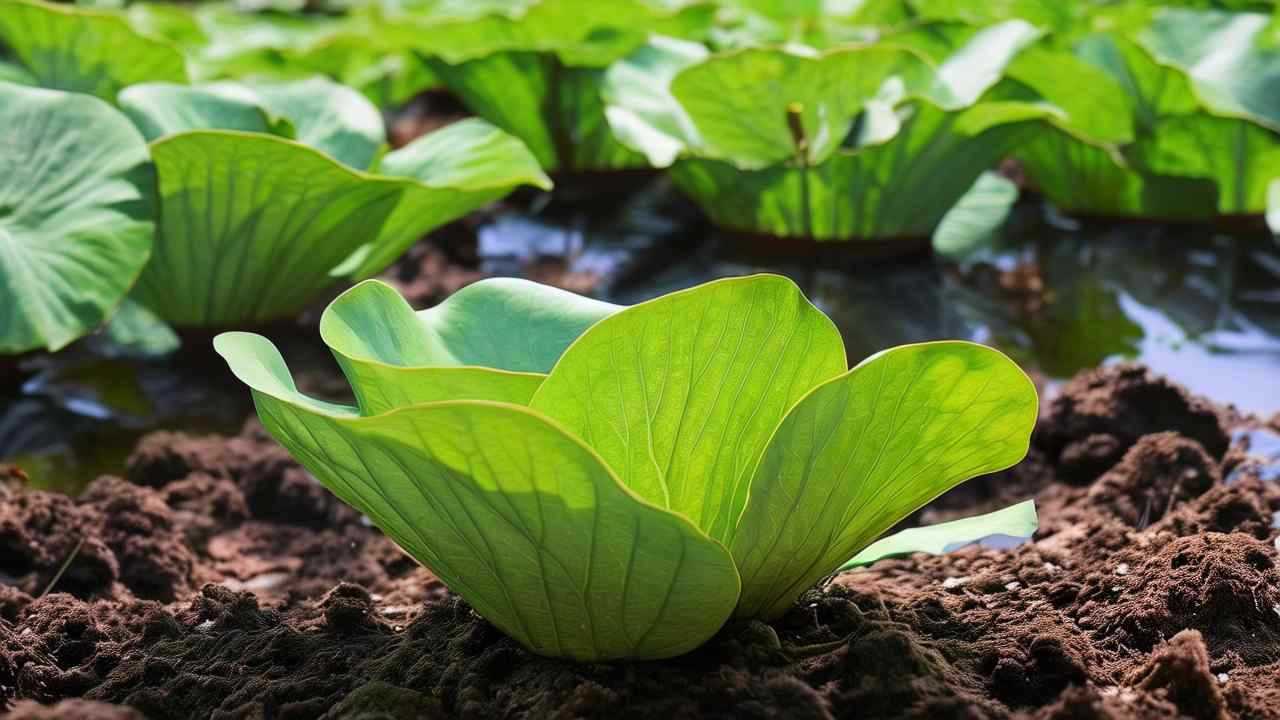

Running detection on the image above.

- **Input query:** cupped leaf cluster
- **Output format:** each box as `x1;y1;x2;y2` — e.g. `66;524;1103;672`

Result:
603;21;1048;241
216;274;1038;660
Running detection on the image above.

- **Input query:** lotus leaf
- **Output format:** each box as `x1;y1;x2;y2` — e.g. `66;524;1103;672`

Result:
114;77;549;326
372;0;716;172
0;82;153;354
0;0;186;101
603;21;1045;241
217;274;1037;660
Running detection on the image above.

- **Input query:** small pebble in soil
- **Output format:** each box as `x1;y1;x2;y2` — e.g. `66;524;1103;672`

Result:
1115;563;1130;576
942;576;970;589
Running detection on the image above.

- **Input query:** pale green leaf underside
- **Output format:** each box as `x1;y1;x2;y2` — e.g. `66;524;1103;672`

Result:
1268;179;1280;235
0;0;186;101
932;171;1019;258
214;331;740;661
731;341;1038;619
0;82;152;353
318;279;618;414
839;499;1038;571
119;77;385;170
530;275;847;544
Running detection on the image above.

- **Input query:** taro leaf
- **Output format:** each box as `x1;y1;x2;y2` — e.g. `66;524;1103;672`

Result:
0;82;153;354
1001;45;1135;144
1074;34;1196;135
0;0;185;101
344;118;552;279
318;279;619;413
932;171;1019;259
530;275;847;544
838;499;1037;571
214;331;741;661
119;77;384;170
730;341;1037;618
670;101;1037;240
1140;8;1280;132
0;59;35;85
906;0;1074;31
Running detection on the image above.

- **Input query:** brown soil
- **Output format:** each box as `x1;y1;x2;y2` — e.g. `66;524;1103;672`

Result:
2;364;1279;719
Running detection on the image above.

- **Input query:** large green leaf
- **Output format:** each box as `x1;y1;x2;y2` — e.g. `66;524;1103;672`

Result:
1016;125;1220;219
932;171;1018;258
730;341;1037;618
838;499;1037;571
215;331;740;661
0;0;186;101
0;82;153;353
667;44;928;169
131;131;404;327
1129;113;1280;214
530;275;847;543
120;77;384;170
1140;8;1280;131
118;81;547;326
319;279;619;413
426;53;646;172
670;101;1038;240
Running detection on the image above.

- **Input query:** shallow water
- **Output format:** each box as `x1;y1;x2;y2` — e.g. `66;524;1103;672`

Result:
4;192;1279;494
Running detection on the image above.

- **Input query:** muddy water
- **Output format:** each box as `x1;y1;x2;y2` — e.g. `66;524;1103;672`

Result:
3;192;1279;495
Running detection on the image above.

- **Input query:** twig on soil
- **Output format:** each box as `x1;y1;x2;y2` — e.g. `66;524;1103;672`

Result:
38;537;84;599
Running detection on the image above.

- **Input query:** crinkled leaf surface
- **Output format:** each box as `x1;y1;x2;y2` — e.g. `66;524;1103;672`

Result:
214;331;740;661
530;275;847;543
0;0;186;101
839;499;1037;571
730;341;1037;618
319;279;619;413
0;82;153;353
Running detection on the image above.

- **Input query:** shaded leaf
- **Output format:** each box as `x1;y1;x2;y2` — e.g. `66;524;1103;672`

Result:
839;499;1037;571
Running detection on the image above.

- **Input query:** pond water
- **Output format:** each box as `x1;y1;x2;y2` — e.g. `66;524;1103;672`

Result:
4;187;1279;494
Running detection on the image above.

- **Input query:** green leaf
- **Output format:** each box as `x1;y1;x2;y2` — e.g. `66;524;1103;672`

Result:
602;36;709;168
426;53;646;172
346;118;553;279
116;84;546;326
120;77;384;170
1140;8;1280;131
530;275;847;543
1128;114;1280;215
668;44;926;169
932;171;1019;258
0;0;186;101
101;298;181;358
131;131;404;327
670;101;1037;240
1268;179;1280;235
319;278;619;413
214;331;741;661
0;82;153;354
730;341;1038;618
838;499;1037;571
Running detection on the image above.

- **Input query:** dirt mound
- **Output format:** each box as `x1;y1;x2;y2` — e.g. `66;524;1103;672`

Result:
2;364;1279;719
